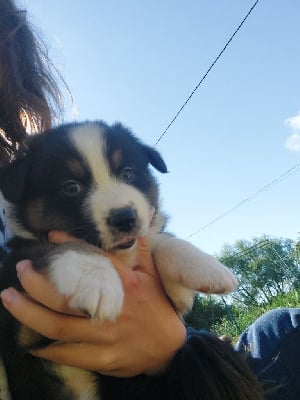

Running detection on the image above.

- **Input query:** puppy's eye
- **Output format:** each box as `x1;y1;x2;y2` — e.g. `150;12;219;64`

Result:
121;167;135;183
62;180;82;196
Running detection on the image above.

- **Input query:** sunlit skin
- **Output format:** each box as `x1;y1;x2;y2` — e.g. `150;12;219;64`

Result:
1;233;186;377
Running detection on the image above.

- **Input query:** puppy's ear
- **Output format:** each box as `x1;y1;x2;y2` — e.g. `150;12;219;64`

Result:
0;157;29;203
144;145;168;173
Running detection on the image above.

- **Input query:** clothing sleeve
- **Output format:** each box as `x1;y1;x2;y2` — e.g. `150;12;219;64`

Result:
235;307;300;400
0;193;10;267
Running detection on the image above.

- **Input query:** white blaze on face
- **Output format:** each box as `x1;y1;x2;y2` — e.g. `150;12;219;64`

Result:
69;123;151;248
70;123;111;185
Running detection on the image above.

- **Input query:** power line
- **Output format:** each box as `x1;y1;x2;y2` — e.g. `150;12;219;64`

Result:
220;239;269;263
186;162;300;240
220;238;295;266
154;0;260;146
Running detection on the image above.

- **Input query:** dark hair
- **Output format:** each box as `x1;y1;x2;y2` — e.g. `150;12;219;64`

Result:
101;330;265;400
167;330;265;400
0;0;66;165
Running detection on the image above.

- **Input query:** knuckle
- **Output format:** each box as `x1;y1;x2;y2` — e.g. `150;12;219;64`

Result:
103;328;119;345
46;319;68;340
122;270;140;290
98;351;119;374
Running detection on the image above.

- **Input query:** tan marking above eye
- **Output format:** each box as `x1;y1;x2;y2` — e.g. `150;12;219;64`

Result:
66;159;86;178
111;148;123;169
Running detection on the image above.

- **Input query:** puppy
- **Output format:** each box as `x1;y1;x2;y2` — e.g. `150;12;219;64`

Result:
0;121;237;399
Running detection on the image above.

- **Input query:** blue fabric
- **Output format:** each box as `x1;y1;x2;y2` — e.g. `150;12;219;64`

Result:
235;308;300;399
0;193;10;267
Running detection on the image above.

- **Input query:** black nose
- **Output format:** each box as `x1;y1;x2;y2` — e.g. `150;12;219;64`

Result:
108;207;137;232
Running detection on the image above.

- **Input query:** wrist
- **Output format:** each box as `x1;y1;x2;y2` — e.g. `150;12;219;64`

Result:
144;321;186;376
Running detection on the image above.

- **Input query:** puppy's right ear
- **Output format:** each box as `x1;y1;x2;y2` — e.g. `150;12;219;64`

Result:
0;157;29;203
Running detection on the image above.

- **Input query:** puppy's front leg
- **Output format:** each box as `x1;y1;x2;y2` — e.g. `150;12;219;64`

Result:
148;233;238;315
34;242;124;321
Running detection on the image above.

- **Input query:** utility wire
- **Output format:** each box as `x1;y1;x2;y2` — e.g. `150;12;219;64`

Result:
220;239;269;263
154;0;260;146
220;239;295;265
187;162;300;240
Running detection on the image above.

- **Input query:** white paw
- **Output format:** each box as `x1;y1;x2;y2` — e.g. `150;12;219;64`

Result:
164;283;196;315
182;254;238;295
152;235;238;295
48;250;124;321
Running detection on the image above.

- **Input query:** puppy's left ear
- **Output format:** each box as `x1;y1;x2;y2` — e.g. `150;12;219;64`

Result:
144;146;168;173
0;156;29;203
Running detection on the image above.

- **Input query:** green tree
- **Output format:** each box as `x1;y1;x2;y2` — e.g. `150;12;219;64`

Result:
184;295;227;330
219;235;300;306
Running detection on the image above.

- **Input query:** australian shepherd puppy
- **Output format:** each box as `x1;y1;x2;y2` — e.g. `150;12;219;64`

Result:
0;121;237;399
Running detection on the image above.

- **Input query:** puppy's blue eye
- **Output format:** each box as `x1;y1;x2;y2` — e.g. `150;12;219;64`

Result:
62;180;82;196
121;167;134;183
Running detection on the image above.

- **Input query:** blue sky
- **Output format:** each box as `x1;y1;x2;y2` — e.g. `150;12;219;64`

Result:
22;0;300;255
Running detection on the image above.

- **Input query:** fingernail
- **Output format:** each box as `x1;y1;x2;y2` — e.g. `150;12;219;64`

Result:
16;260;31;278
0;288;16;307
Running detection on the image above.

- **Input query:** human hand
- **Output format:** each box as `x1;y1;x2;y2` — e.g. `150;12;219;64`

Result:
0;235;186;377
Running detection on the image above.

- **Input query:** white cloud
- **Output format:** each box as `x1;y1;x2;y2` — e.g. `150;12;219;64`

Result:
285;112;300;130
285;133;300;152
285;111;300;152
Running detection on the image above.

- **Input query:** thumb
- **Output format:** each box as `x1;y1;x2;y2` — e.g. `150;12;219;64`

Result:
135;237;159;278
48;231;80;244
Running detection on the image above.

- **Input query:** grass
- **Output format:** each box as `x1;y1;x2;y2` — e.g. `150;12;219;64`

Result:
210;289;300;341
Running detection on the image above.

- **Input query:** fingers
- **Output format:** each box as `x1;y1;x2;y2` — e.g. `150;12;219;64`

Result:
135;237;155;273
3;235;161;345
49;231;157;276
48;230;79;244
15;260;81;315
0;287;117;343
130;237;160;279
106;237;159;281
30;342;127;376
49;231;157;278
14;237;158;318
1;287;81;341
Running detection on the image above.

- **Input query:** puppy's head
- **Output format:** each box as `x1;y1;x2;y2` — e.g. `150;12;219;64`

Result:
0;121;167;250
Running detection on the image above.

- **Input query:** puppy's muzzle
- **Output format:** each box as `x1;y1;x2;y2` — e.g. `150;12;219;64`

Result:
107;207;137;233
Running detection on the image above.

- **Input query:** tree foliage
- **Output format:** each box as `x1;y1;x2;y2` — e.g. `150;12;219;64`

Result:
218;235;300;306
184;295;227;330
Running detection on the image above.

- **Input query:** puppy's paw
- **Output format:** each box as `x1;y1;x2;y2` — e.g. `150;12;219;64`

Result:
189;257;238;294
47;250;124;321
164;283;196;316
152;235;238;295
182;254;238;295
